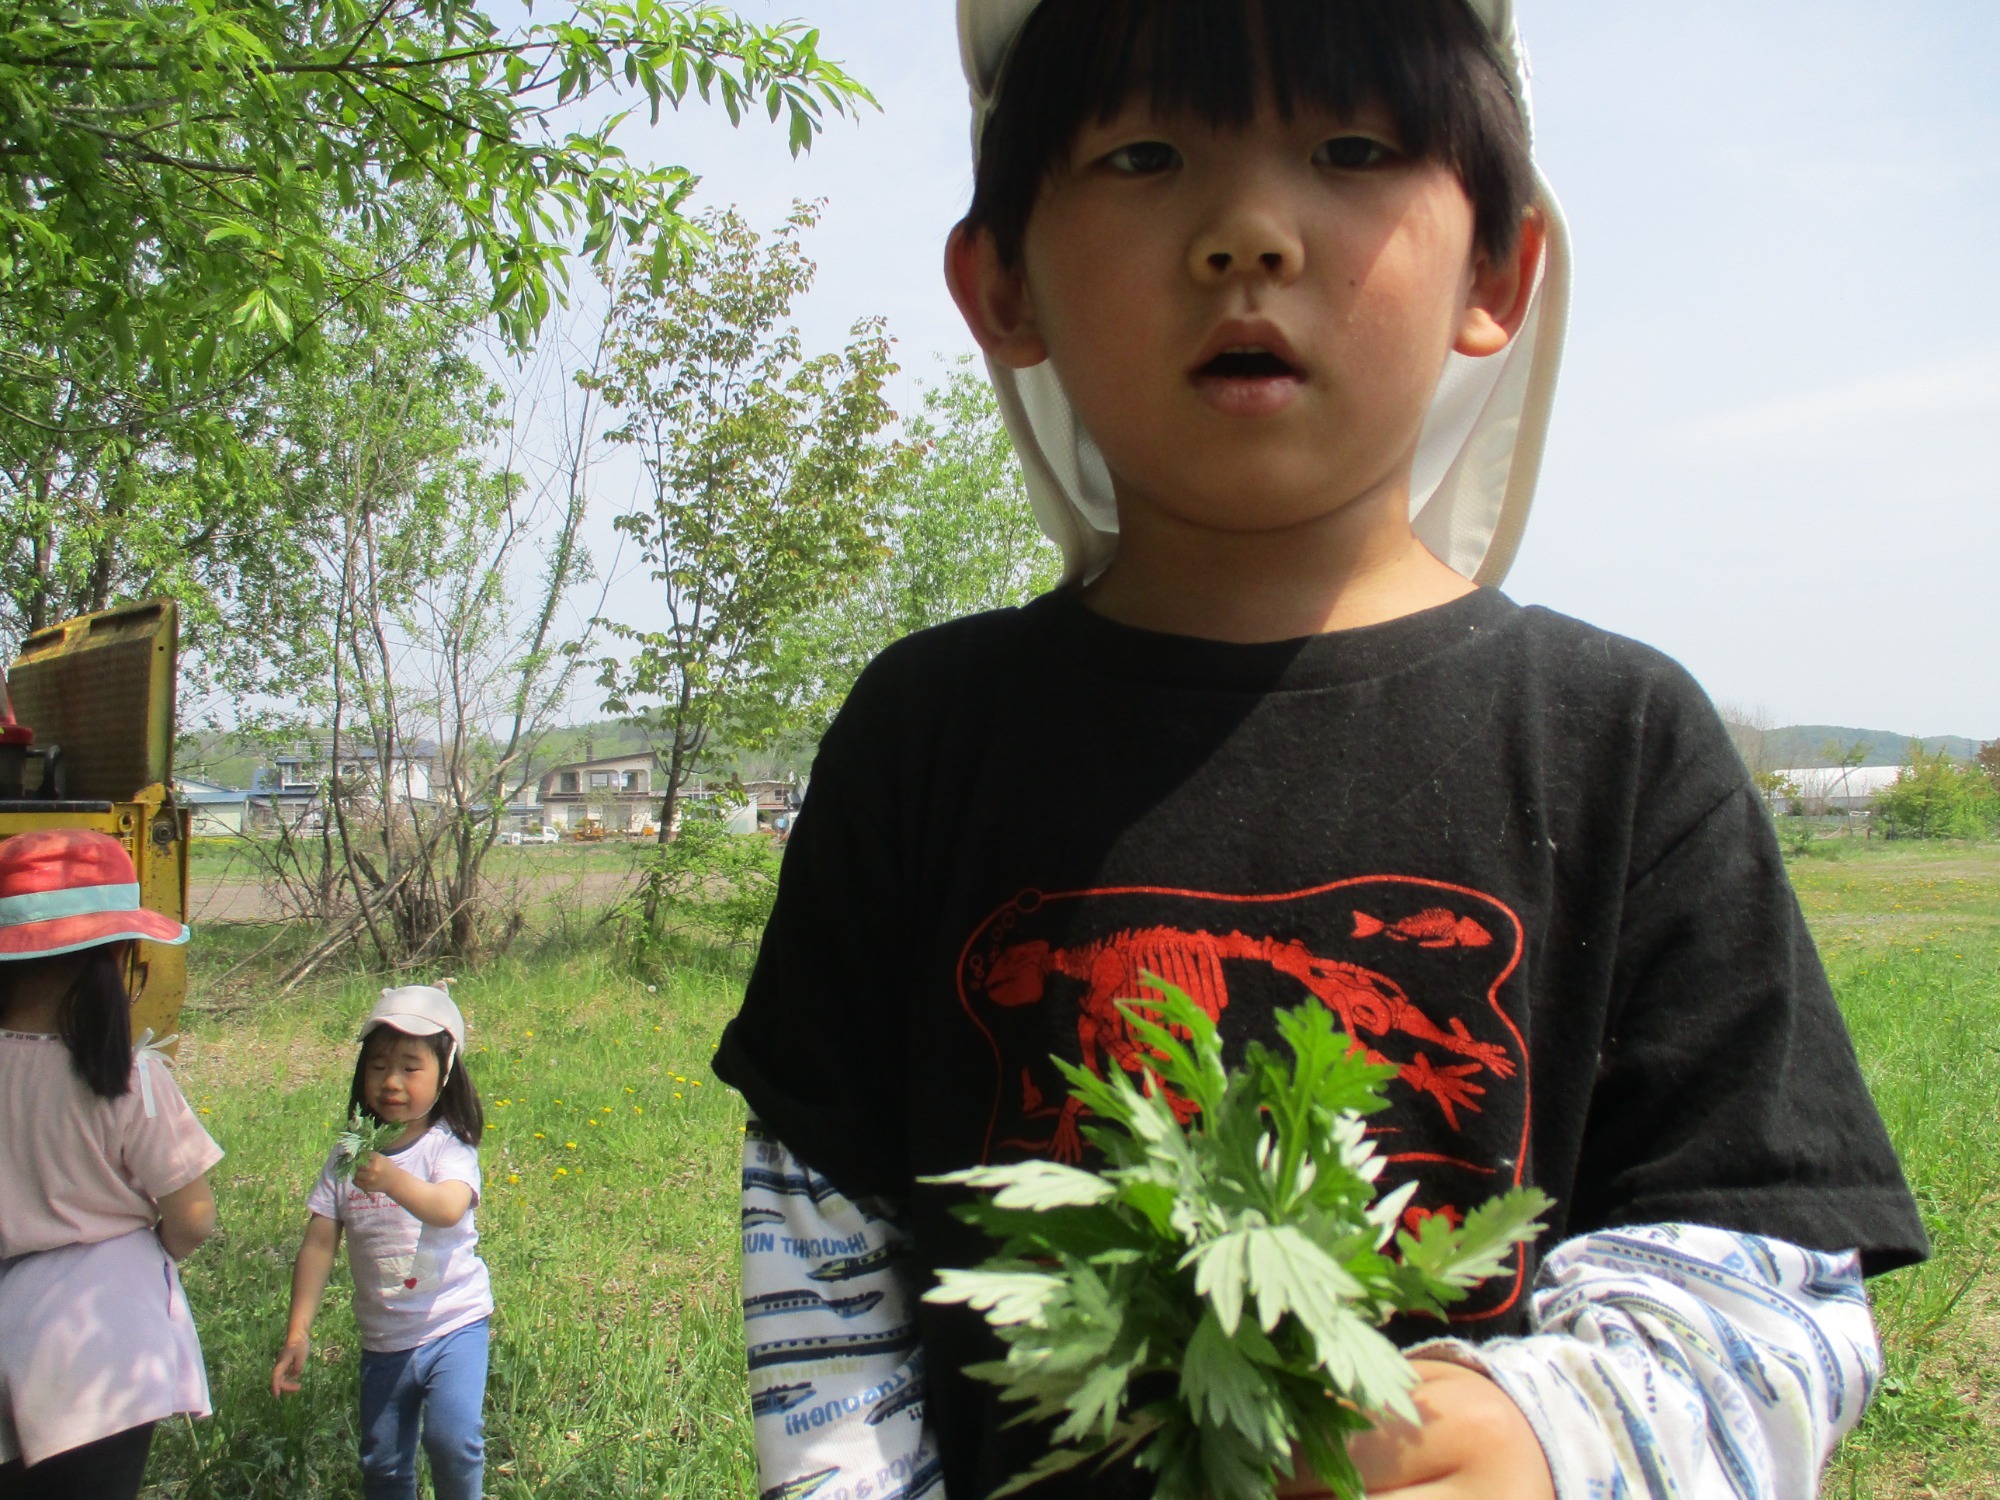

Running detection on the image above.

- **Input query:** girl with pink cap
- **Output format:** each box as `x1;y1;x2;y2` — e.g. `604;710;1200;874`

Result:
0;829;218;1499
271;981;492;1500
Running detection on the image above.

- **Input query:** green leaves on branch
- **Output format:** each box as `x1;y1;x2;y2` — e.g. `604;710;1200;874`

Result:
1875;742;1998;840
761;361;1061;744
925;982;1549;1500
586;203;901;829
0;0;872;448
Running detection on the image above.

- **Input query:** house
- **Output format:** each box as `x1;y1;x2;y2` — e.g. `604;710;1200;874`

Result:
742;777;804;834
176;778;251;836
538;753;660;834
246;738;437;829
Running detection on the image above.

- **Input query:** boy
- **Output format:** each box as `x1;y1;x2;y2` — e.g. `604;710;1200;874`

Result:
714;2;1926;1497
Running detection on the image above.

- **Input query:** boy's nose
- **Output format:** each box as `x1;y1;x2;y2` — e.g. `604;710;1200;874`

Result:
1190;203;1304;286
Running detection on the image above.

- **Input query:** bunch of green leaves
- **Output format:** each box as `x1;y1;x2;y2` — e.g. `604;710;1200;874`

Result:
925;980;1549;1500
332;1110;405;1183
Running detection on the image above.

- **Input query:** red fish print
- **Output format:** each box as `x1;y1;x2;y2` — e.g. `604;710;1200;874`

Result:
1352;907;1492;950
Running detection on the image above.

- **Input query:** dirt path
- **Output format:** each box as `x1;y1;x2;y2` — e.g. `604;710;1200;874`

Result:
189;869;639;924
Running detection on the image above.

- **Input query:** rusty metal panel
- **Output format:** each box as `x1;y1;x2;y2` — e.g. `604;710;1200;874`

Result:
8;600;177;803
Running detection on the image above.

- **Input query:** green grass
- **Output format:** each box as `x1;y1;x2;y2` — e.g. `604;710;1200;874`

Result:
146;934;756;1498
1801;843;2000;1497
147;843;2000;1497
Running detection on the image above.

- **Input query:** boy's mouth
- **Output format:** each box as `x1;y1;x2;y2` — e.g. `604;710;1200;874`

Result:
1196;348;1302;381
1190;334;1306;416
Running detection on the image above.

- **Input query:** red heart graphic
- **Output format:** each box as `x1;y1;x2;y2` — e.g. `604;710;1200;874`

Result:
404;1278;417;1289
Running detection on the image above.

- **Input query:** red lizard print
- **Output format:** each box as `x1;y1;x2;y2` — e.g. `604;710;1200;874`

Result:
955;875;1533;1323
984;925;1512;1162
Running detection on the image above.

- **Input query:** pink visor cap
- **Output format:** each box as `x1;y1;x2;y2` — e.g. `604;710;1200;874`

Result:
0;828;189;959
957;0;1573;589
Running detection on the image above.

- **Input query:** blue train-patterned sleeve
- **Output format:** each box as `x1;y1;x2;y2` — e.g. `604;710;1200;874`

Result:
741;1121;945;1500
1415;1224;1882;1499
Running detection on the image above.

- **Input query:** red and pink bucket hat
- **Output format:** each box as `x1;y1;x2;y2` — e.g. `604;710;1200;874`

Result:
0;829;189;959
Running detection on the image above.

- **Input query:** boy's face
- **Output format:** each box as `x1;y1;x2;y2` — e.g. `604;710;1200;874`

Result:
950;97;1537;542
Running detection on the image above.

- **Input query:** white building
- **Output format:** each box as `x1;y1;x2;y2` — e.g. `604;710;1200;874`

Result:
538;753;659;833
1771;764;1904;815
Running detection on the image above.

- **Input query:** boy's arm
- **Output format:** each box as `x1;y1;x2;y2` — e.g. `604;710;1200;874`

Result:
740;1121;945;1500
1409;1223;1880;1500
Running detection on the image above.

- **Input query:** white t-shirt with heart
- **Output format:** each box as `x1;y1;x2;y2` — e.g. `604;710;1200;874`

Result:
307;1122;491;1352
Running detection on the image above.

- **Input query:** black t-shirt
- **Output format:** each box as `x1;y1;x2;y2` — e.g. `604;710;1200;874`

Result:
714;587;1925;1498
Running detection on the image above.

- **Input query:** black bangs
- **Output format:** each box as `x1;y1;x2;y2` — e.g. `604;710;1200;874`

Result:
966;0;1533;264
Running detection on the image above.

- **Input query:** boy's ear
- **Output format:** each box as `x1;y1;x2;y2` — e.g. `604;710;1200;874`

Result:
1454;209;1547;359
945;222;1048;370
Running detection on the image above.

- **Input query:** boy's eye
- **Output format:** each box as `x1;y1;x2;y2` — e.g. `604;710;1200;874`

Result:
1313;135;1394;170
1103;140;1181;176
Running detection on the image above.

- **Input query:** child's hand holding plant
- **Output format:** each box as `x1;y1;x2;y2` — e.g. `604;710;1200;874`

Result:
925;980;1551;1500
334;1111;402;1185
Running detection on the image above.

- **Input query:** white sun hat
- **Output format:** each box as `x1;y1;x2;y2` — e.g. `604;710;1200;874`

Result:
957;0;1572;587
359;983;466;1079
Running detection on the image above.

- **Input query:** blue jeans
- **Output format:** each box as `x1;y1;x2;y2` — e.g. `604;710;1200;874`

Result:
357;1318;488;1500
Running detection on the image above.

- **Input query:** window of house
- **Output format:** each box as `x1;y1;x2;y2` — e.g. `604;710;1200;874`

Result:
623;771;643;790
559;772;579;794
590;771;613;787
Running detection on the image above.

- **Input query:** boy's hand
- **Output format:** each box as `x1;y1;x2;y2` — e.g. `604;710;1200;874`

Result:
1278;1360;1554;1499
271;1336;310;1399
351;1151;400;1195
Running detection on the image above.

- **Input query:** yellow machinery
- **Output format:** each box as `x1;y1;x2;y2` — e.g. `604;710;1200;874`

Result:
0;600;188;1039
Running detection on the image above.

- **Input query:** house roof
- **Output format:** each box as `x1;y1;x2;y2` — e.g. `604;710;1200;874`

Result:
176;779;250;804
539;752;660;778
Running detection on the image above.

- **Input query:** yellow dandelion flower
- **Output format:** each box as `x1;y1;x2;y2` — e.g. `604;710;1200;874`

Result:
565;1141;577;1149
555;1167;568;1177
199;1107;212;1115
534;1132;545;1140
674;1092;683;1100
624;1087;635;1094
633;1106;644;1114
587;1120;598;1128
692;1080;703;1087
524;1030;534;1038
508;1174;521;1184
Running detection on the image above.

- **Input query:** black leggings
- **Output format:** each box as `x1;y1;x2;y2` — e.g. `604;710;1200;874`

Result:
0;1423;156;1500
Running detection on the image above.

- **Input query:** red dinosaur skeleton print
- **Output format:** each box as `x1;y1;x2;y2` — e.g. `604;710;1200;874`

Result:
956;874;1531;1321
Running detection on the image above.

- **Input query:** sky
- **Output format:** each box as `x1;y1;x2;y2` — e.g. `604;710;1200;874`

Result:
570;0;1999;739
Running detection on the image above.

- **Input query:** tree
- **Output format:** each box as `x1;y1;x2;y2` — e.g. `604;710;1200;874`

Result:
762;360;1062;743
0;0;869;640
226;235;603;972
1874;742;1996;841
1978;738;2000;796
586;202;901;846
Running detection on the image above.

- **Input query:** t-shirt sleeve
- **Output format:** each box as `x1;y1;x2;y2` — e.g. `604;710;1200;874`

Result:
115;1057;224;1201
713;652;920;1202
1566;677;1928;1275
305;1150;344;1220
429;1135;481;1204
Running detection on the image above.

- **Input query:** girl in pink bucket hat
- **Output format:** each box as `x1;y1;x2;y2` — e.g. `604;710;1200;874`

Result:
0;828;220;1498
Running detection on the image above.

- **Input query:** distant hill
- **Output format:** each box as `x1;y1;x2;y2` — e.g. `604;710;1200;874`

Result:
1728;723;1985;770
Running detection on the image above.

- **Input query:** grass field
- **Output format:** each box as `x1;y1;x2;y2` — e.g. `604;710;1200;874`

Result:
140;841;2000;1497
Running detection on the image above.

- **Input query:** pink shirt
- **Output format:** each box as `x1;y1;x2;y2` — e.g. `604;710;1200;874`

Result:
307;1124;491;1351
0;1030;223;1258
